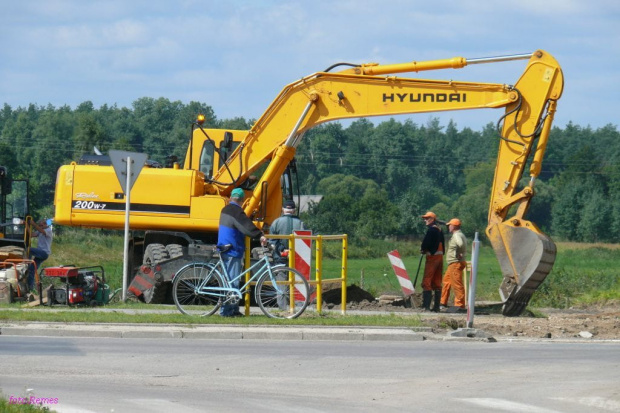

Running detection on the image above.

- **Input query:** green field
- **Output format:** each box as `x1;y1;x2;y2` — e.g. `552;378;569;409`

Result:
36;229;620;310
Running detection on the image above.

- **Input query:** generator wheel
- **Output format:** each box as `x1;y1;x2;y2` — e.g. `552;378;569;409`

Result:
2;282;15;304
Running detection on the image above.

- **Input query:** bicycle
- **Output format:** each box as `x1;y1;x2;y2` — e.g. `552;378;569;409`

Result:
172;245;310;319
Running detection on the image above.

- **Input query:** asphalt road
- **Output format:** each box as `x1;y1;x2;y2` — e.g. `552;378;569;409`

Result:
1;335;619;413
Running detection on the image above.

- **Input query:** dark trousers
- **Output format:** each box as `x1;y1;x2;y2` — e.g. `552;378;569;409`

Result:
28;247;49;289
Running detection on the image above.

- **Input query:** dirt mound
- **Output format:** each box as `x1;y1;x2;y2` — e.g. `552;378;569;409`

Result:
320;284;620;339
322;284;375;305
471;307;620;340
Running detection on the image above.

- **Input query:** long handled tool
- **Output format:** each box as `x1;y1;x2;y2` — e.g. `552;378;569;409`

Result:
412;254;424;288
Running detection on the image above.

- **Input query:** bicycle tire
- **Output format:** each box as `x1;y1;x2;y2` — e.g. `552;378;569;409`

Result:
256;266;310;319
173;262;224;316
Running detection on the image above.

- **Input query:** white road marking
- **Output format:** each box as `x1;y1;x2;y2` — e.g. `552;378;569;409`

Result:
552;397;620;412
460;398;564;413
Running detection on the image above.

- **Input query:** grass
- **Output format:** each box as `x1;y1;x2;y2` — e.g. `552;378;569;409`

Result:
0;306;427;327
531;245;620;308
0;394;57;412
46;228;124;286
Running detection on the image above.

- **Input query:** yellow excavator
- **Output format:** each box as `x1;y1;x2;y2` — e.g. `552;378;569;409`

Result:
54;50;563;315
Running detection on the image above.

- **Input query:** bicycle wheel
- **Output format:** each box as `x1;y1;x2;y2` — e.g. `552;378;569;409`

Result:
173;262;224;316
256;267;310;319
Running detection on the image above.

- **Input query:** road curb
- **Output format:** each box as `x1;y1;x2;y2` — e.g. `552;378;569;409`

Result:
0;322;428;342
2;323;614;343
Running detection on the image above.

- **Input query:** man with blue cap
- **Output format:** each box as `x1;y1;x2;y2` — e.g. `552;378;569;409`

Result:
217;188;267;317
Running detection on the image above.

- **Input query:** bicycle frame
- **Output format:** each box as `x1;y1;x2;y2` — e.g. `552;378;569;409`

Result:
173;248;310;318
197;253;288;305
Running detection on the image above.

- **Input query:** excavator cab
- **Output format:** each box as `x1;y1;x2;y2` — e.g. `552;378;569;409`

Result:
0;168;30;250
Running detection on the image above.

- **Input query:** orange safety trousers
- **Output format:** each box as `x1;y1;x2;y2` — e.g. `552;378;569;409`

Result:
421;255;443;291
441;261;466;308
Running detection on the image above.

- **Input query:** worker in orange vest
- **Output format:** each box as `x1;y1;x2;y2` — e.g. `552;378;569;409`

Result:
420;211;444;312
440;218;467;311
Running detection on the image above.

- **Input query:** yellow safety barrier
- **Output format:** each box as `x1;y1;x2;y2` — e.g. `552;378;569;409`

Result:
245;234;349;315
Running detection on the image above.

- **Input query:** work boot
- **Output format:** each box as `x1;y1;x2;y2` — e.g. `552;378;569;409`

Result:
422;290;432;311
432;289;441;312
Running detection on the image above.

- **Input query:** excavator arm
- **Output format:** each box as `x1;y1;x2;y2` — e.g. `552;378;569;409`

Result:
486;52;563;316
207;50;563;316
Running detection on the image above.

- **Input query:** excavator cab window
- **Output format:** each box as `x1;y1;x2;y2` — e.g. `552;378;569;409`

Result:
198;142;214;177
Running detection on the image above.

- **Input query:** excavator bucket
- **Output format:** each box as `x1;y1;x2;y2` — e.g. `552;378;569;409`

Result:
486;221;556;317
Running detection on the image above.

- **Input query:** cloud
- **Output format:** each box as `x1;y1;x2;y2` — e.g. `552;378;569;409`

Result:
0;0;618;130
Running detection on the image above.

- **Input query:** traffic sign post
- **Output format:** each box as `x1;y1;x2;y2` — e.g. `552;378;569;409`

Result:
467;232;481;328
109;150;148;302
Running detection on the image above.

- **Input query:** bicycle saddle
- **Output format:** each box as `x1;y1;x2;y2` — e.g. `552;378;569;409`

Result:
217;244;233;253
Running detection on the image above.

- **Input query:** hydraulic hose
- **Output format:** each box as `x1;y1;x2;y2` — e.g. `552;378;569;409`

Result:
496;88;548;147
322;62;359;72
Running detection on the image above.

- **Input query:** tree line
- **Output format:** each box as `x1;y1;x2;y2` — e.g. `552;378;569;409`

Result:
1;99;618;244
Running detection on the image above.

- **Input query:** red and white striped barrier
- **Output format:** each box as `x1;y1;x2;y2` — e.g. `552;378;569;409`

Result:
387;250;415;297
294;230;312;279
294;230;312;301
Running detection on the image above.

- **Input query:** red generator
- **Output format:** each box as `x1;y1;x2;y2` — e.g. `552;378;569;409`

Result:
43;266;108;306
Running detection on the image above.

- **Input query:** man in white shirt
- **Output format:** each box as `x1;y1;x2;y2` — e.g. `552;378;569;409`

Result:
440;218;467;310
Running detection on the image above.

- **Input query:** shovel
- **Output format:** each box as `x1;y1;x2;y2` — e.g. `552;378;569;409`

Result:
406;254;424;308
413;254;424;288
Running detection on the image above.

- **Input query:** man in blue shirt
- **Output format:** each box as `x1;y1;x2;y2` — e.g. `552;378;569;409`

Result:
217;188;266;317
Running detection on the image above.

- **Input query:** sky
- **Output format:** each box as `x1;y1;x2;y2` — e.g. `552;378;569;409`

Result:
1;0;619;131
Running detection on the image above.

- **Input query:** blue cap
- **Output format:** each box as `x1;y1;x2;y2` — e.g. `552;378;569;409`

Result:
231;188;245;198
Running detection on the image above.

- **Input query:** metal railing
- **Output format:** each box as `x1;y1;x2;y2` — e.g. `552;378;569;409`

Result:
245;234;349;314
